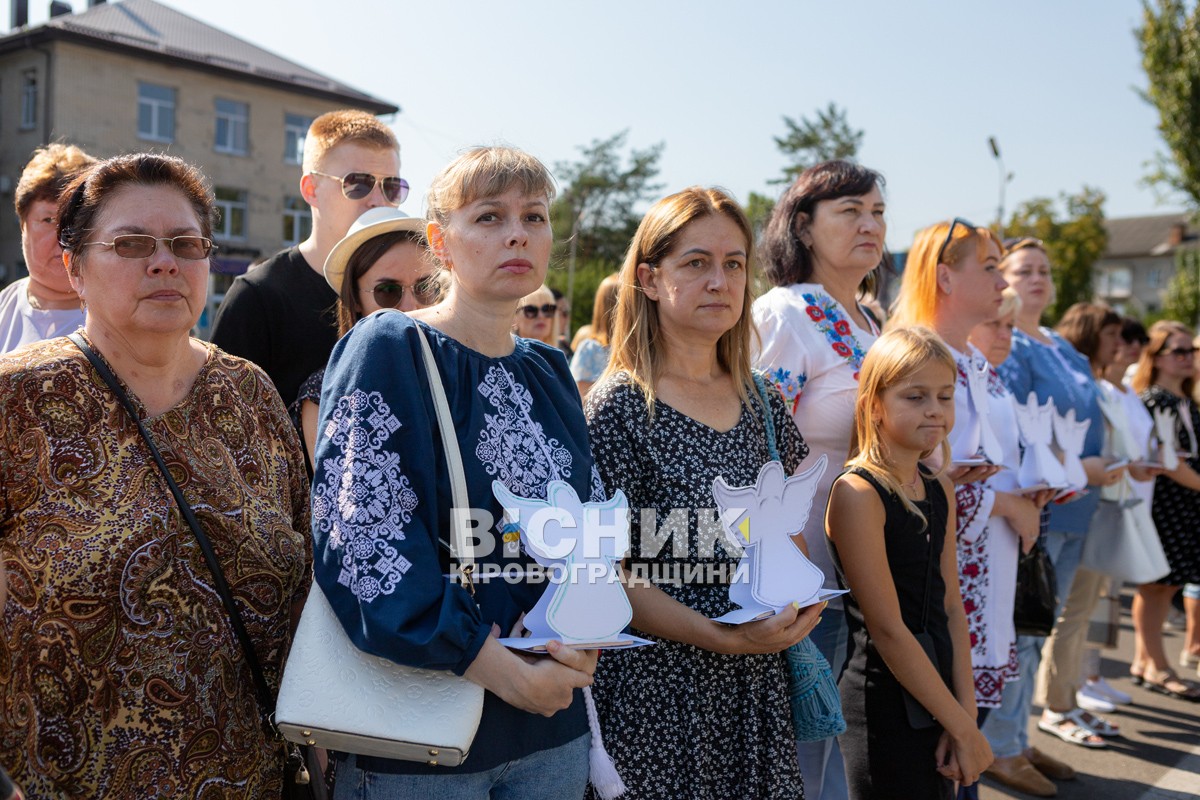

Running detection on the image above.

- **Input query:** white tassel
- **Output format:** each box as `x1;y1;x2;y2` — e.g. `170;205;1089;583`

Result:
583;685;626;799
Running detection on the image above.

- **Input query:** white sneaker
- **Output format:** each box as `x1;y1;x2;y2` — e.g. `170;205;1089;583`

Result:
1076;683;1117;713
1087;677;1132;706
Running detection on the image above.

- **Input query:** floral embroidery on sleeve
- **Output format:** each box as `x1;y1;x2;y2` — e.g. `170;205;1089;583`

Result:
802;292;869;379
767;366;806;415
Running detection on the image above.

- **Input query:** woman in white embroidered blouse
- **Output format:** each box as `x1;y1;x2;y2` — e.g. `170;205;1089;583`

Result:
753;159;888;800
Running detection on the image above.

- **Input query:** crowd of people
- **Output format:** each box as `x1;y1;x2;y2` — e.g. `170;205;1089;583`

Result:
0;110;1197;800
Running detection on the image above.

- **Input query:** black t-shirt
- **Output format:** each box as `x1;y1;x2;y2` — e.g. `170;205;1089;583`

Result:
210;247;339;406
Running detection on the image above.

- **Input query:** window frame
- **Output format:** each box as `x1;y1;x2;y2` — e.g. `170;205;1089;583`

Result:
213;187;249;241
284;113;313;165
20;70;37;130
282;196;312;246
214;98;249;156
137;81;176;143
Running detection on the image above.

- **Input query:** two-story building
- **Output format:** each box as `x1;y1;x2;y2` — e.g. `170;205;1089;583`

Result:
0;0;397;333
1094;212;1198;317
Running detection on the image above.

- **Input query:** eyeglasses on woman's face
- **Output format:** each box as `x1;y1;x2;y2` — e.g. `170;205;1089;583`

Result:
369;275;440;309
78;234;215;260
519;303;557;319
1159;345;1197;360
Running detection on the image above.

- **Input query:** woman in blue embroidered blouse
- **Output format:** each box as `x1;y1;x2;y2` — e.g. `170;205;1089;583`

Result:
980;238;1123;784
752;159;888;800
313;147;600;798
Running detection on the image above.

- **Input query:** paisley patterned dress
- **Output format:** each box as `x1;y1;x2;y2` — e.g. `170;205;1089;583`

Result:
0;334;311;799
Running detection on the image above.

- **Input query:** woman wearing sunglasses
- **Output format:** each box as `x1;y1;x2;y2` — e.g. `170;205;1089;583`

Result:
0;154;311;796
292;206;440;470
313;146;600;799
1130;321;1200;701
514;284;558;345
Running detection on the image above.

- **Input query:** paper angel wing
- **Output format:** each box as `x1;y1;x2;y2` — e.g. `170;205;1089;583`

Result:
966;357;1004;463
1052;408;1091;490
1153;407;1181;470
1014;393;1067;489
492;480;579;565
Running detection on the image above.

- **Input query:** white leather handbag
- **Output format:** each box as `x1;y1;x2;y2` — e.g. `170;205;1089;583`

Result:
276;327;485;766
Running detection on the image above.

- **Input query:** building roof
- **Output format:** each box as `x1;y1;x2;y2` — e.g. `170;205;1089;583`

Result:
0;0;397;114
1104;211;1198;258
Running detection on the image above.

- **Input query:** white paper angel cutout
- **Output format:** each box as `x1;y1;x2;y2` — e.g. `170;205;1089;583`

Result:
492;480;633;645
710;456;830;624
1153;407;1181;471
1013;392;1069;490
964;354;1005;464
1052;407;1092;491
1096;389;1139;505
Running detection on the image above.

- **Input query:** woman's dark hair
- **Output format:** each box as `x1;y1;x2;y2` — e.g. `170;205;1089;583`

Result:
760;159;888;291
1055;301;1121;367
1120;316;1149;345
336;230;434;336
58;153;215;275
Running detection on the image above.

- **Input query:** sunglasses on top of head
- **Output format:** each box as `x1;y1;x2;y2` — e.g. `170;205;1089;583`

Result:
936;217;978;265
310;170;410;205
519;303;557;319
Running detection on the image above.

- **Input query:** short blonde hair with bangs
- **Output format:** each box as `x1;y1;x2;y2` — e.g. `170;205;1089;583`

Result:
889;220;1006;329
302;109;399;173
602;186;758;419
846;326;956;528
425;146;556;230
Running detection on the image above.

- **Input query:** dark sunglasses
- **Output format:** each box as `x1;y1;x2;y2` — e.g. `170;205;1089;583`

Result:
78;234;214;260
519;303;557;319
936;218;977;265
370;275;440;308
1159;346;1197;359
310;170;410;204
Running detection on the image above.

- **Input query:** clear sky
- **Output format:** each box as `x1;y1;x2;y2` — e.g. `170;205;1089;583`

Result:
25;0;1185;249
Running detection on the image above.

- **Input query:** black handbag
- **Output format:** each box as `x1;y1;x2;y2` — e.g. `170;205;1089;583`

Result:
1013;539;1058;637
70;334;327;800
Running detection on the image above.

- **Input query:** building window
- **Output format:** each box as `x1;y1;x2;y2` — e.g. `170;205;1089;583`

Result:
214;99;249;155
1147;266;1165;289
284;113;313;165
1097;266;1133;298
282;196;312;246
20;71;37;130
138;82;175;142
214;187;248;240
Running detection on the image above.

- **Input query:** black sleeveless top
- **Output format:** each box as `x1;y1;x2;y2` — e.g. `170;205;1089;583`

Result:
828;466;954;691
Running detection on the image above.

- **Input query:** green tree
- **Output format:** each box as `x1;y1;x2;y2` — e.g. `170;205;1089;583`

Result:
1164;248;1200;325
1137;1;1200;206
1006;187;1109;324
551;130;664;266
745;190;777;239
771;102;863;184
544;259;616;337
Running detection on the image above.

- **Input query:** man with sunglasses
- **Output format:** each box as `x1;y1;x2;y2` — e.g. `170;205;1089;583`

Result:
211;109;403;406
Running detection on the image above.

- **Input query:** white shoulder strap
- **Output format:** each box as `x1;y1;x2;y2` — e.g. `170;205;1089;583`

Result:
416;326;476;579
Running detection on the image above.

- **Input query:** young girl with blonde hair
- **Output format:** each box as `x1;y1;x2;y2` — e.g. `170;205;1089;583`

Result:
826;326;992;799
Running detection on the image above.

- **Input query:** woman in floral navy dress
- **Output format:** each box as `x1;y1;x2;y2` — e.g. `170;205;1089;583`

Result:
586;187;821;799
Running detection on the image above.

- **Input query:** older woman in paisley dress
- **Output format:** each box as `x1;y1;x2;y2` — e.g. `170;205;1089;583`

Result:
0;153;312;797
312;147;600;799
586;187;821;799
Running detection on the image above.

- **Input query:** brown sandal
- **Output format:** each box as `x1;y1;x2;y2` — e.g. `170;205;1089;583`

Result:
1142;669;1200;702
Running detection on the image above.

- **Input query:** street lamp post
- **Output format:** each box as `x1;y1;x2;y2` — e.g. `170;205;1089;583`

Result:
988;137;1012;237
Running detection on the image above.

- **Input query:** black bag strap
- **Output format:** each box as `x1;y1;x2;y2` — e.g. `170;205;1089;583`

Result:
69;333;277;724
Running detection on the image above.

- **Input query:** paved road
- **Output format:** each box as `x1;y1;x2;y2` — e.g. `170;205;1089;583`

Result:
980;590;1199;799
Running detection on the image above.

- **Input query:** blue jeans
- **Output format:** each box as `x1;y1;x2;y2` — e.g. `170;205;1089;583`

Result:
981;530;1085;758
795;610;850;800
332;734;590;800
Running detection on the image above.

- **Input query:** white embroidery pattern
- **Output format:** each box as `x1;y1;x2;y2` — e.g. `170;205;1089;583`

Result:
312;389;418;602
475;363;573;497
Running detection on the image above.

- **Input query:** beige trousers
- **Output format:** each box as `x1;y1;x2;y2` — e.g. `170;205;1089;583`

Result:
1035;565;1109;709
